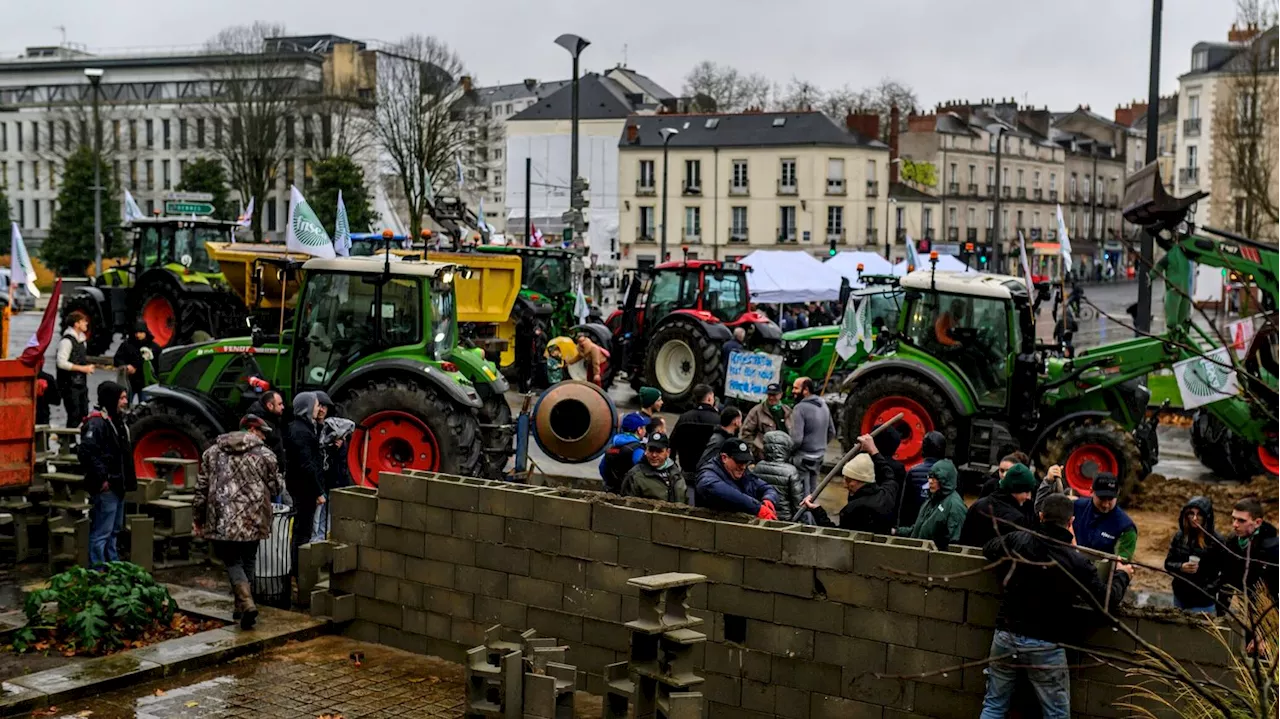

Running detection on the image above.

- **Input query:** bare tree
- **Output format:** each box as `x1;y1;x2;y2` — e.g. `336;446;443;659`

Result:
681;61;770;112
308;74;376;162
374;34;474;240
204;22;308;241
818;84;865;120
775;77;824;111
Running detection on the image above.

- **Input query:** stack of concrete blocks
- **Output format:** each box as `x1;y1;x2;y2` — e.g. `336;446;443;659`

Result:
302;539;357;622
464;625;577;719
603;572;706;719
330;472;1238;719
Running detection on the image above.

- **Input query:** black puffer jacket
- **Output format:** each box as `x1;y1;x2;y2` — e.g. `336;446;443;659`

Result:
752;431;805;519
1163;496;1223;610
958;490;1036;549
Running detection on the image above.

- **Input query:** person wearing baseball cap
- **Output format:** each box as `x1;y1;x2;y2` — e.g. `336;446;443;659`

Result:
802;432;899;534
620;431;687;503
694;438;779;519
599;412;649;493
958;463;1039;548
1072;472;1137;560
741;383;791;460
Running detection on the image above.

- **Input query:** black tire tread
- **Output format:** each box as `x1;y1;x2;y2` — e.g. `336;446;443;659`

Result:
478;393;514;479
126;401;221;475
1037;418;1143;503
60;295;113;356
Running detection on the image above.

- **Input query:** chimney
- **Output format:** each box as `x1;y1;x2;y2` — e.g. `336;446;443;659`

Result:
907;112;936;133
1114;101;1147;127
889;104;901;184
523;78;538;91
1227;22;1262;42
461;75;473;93
845;111;880;143
625;123;639;144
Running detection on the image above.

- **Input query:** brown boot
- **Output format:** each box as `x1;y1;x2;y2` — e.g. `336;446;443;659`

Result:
231;583;243;620
233;582;258;630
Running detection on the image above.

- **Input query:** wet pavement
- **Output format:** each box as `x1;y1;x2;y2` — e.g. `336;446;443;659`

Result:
45;635;470;719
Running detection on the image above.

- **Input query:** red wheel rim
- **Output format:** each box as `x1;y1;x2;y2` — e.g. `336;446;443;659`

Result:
1064;443;1118;496
861;396;932;468
133;430;201;484
143;297;176;347
1259;444;1279;475
350;410;440;487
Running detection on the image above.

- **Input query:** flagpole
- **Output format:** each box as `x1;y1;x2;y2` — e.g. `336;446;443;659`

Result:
819;345;841;394
272;266;288;385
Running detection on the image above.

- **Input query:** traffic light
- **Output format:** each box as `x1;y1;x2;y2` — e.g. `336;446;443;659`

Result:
962;242;974;263
828;236;838;257
978;245;989;265
563;227;574;243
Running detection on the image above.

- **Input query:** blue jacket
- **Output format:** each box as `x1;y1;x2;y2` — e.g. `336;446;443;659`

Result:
695;458;779;515
599;433;646;490
1073;497;1137;556
900;457;935;527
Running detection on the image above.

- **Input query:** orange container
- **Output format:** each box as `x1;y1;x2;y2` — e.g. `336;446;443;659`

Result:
0;359;36;495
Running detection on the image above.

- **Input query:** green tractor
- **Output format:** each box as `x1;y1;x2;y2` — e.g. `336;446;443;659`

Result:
60;217;249;354
780;274;902;393
128;256;513;484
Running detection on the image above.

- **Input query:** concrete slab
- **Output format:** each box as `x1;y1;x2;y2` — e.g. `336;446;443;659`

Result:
6;652;163;702
0;681;45;715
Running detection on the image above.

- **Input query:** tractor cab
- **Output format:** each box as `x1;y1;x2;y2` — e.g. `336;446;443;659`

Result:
475;245;579;299
779;276;903;392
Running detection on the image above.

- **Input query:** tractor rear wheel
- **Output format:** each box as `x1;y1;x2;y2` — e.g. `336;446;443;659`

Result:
478;393;514;479
1037;419;1143;502
646;319;723;411
60;295;112;356
1191;411;1275;479
344;378;482;486
128;402;219;484
842;373;956;469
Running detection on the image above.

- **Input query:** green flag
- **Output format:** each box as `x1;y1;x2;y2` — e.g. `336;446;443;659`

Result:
286;185;335;259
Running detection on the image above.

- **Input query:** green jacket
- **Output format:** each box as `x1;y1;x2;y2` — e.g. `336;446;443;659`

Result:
898;459;966;550
620;458;687;504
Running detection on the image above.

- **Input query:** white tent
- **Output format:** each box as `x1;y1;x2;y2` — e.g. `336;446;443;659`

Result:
892;254;980;276
738;250;847;303
824;251;895;286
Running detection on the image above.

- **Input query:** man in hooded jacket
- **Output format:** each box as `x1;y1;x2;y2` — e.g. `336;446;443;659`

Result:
80;382;136;567
804;433;899;534
244;389;287;470
284;392;327;569
898;459;966;550
900;431;946;528
112;322;156;402
959;463;1038;548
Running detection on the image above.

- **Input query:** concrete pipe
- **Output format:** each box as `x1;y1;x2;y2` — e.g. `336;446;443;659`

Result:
531;380;618;463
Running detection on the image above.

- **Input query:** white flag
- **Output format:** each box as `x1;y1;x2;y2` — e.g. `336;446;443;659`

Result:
334;190;351;257
1173;347;1239;410
573;274;589;323
1055;204;1073;274
834;292;872;360
10;223;38;299
122;189;145;223
1017;231;1035;294
285;185;335;259
236;197;255;228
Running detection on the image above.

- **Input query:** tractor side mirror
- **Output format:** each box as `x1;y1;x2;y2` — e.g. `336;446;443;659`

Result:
251;325;265;348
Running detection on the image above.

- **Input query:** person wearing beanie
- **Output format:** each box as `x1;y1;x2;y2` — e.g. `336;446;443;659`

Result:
804;432;900;534
78;381;136;567
898;459;967;550
633;386;666;434
112;321;156;403
741;383;791;460
959;462;1039;548
599;412;649;493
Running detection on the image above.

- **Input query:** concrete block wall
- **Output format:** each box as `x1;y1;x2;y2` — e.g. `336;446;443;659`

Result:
329;473;1230;719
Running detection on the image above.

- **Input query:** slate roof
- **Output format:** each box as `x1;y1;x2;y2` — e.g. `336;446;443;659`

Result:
1180;27;1278;79
475;79;571;106
510;72;649;121
607;67;676;102
618;111;888;149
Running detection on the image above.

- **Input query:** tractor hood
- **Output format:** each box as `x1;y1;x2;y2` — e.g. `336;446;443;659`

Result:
782;325;839;342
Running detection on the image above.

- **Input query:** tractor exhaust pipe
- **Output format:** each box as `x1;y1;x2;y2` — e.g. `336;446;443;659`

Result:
531;380;618;463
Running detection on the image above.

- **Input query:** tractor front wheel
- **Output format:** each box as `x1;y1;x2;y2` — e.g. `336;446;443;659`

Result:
128;403;219;484
646;319;723;411
344;378;482;486
842;373;956;469
1191;411;1276;479
1037;419;1143;502
478;393;514;479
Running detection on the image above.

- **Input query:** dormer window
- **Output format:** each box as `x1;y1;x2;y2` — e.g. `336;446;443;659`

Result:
1192;50;1208;71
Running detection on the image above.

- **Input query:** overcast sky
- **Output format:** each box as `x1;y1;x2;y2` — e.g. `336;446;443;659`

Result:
3;0;1238;117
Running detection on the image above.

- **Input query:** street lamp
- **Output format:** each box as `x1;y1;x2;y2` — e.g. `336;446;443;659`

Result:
987;123;1008;274
85;67;105;278
554;33;590;239
1136;0;1163;334
884;158;903;261
659;127;679;261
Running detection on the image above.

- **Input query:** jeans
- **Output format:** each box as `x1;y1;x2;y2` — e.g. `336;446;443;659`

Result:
212;540;259;588
311;501;329;543
290;498;318;576
980;630;1070;719
792;455;822;497
88;491;125;567
1173;596;1217;614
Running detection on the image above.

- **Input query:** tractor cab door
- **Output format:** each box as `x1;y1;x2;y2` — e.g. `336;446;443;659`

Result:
701;271;748;323
647;269;699;322
904;291;1013;408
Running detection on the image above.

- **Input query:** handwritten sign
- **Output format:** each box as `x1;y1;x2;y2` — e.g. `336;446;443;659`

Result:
725;351;783;402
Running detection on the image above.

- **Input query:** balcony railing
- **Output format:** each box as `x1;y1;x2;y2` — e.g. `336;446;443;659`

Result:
776;228;797;243
827;232;845;244
1179;167;1200;184
1001;186;1011;198
683;230;702;243
682;183;702;196
895;228;907;242
1016;187;1027;199
777;180;798;195
1071;190;1082;203
1047;229;1057;240
948;182;960;195
966;228;978;241
728;182;749;196
1034;188;1043;201
728;229;749;243
1030;228;1042;240
826;178;846;195
865;228;878;244
947;227;959;241
1049;190;1058;202
635;229;656;244
986;184;996;196
986;228;996;240
866;180;879;198
1108;194;1119;207
967;183;979;195
923;228;935;241
636;180;656;196
1183;117;1201;136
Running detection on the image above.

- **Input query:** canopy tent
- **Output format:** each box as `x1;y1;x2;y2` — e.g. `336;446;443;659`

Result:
824;251;895;286
892;254;980;276
738;250;847;303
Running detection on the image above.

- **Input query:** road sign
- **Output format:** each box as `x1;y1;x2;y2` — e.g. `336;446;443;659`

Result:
165;201;215;215
165;191;214;202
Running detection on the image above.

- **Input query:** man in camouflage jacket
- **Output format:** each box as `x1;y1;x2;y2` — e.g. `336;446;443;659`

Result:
193;414;283;629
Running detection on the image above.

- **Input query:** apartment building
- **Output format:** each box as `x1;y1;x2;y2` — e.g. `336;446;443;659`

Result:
615;111;889;270
1051;107;1134;274
0;34;379;245
1127;95;1179;193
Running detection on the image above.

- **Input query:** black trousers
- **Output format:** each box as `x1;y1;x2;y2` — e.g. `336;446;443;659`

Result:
290;498;317;577
64;383;88;428
212;540;259;589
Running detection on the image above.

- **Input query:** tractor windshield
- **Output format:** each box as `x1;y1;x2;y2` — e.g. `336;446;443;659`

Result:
905;291;1011;406
703;271;748;322
173;227;223;274
524;255;570;296
295;272;423;388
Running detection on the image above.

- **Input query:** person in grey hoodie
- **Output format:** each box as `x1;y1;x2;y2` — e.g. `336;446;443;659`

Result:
284;392;326;572
752;431;806;520
788;376;835;495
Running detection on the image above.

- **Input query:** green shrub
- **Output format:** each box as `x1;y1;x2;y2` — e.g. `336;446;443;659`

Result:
13;562;175;655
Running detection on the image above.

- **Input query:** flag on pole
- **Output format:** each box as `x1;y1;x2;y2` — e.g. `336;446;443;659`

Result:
573;274;589;323
424;171;437;207
834;292;873;360
530;223;545;248
285;185;335;259
122;189;145;223
1017;231;1035;294
1055;204;1073;274
456;157;465;188
904;231;919;270
10;223;39;299
334;190;351;257
236;197;255;228
19;279;61;368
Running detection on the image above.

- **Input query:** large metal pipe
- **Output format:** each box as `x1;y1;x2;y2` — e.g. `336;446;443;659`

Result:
531;380;618;463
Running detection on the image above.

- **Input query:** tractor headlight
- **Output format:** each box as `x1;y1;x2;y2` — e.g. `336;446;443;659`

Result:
783;340;809;351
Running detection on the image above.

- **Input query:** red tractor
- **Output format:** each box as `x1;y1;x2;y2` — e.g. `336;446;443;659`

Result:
606;259;780;409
